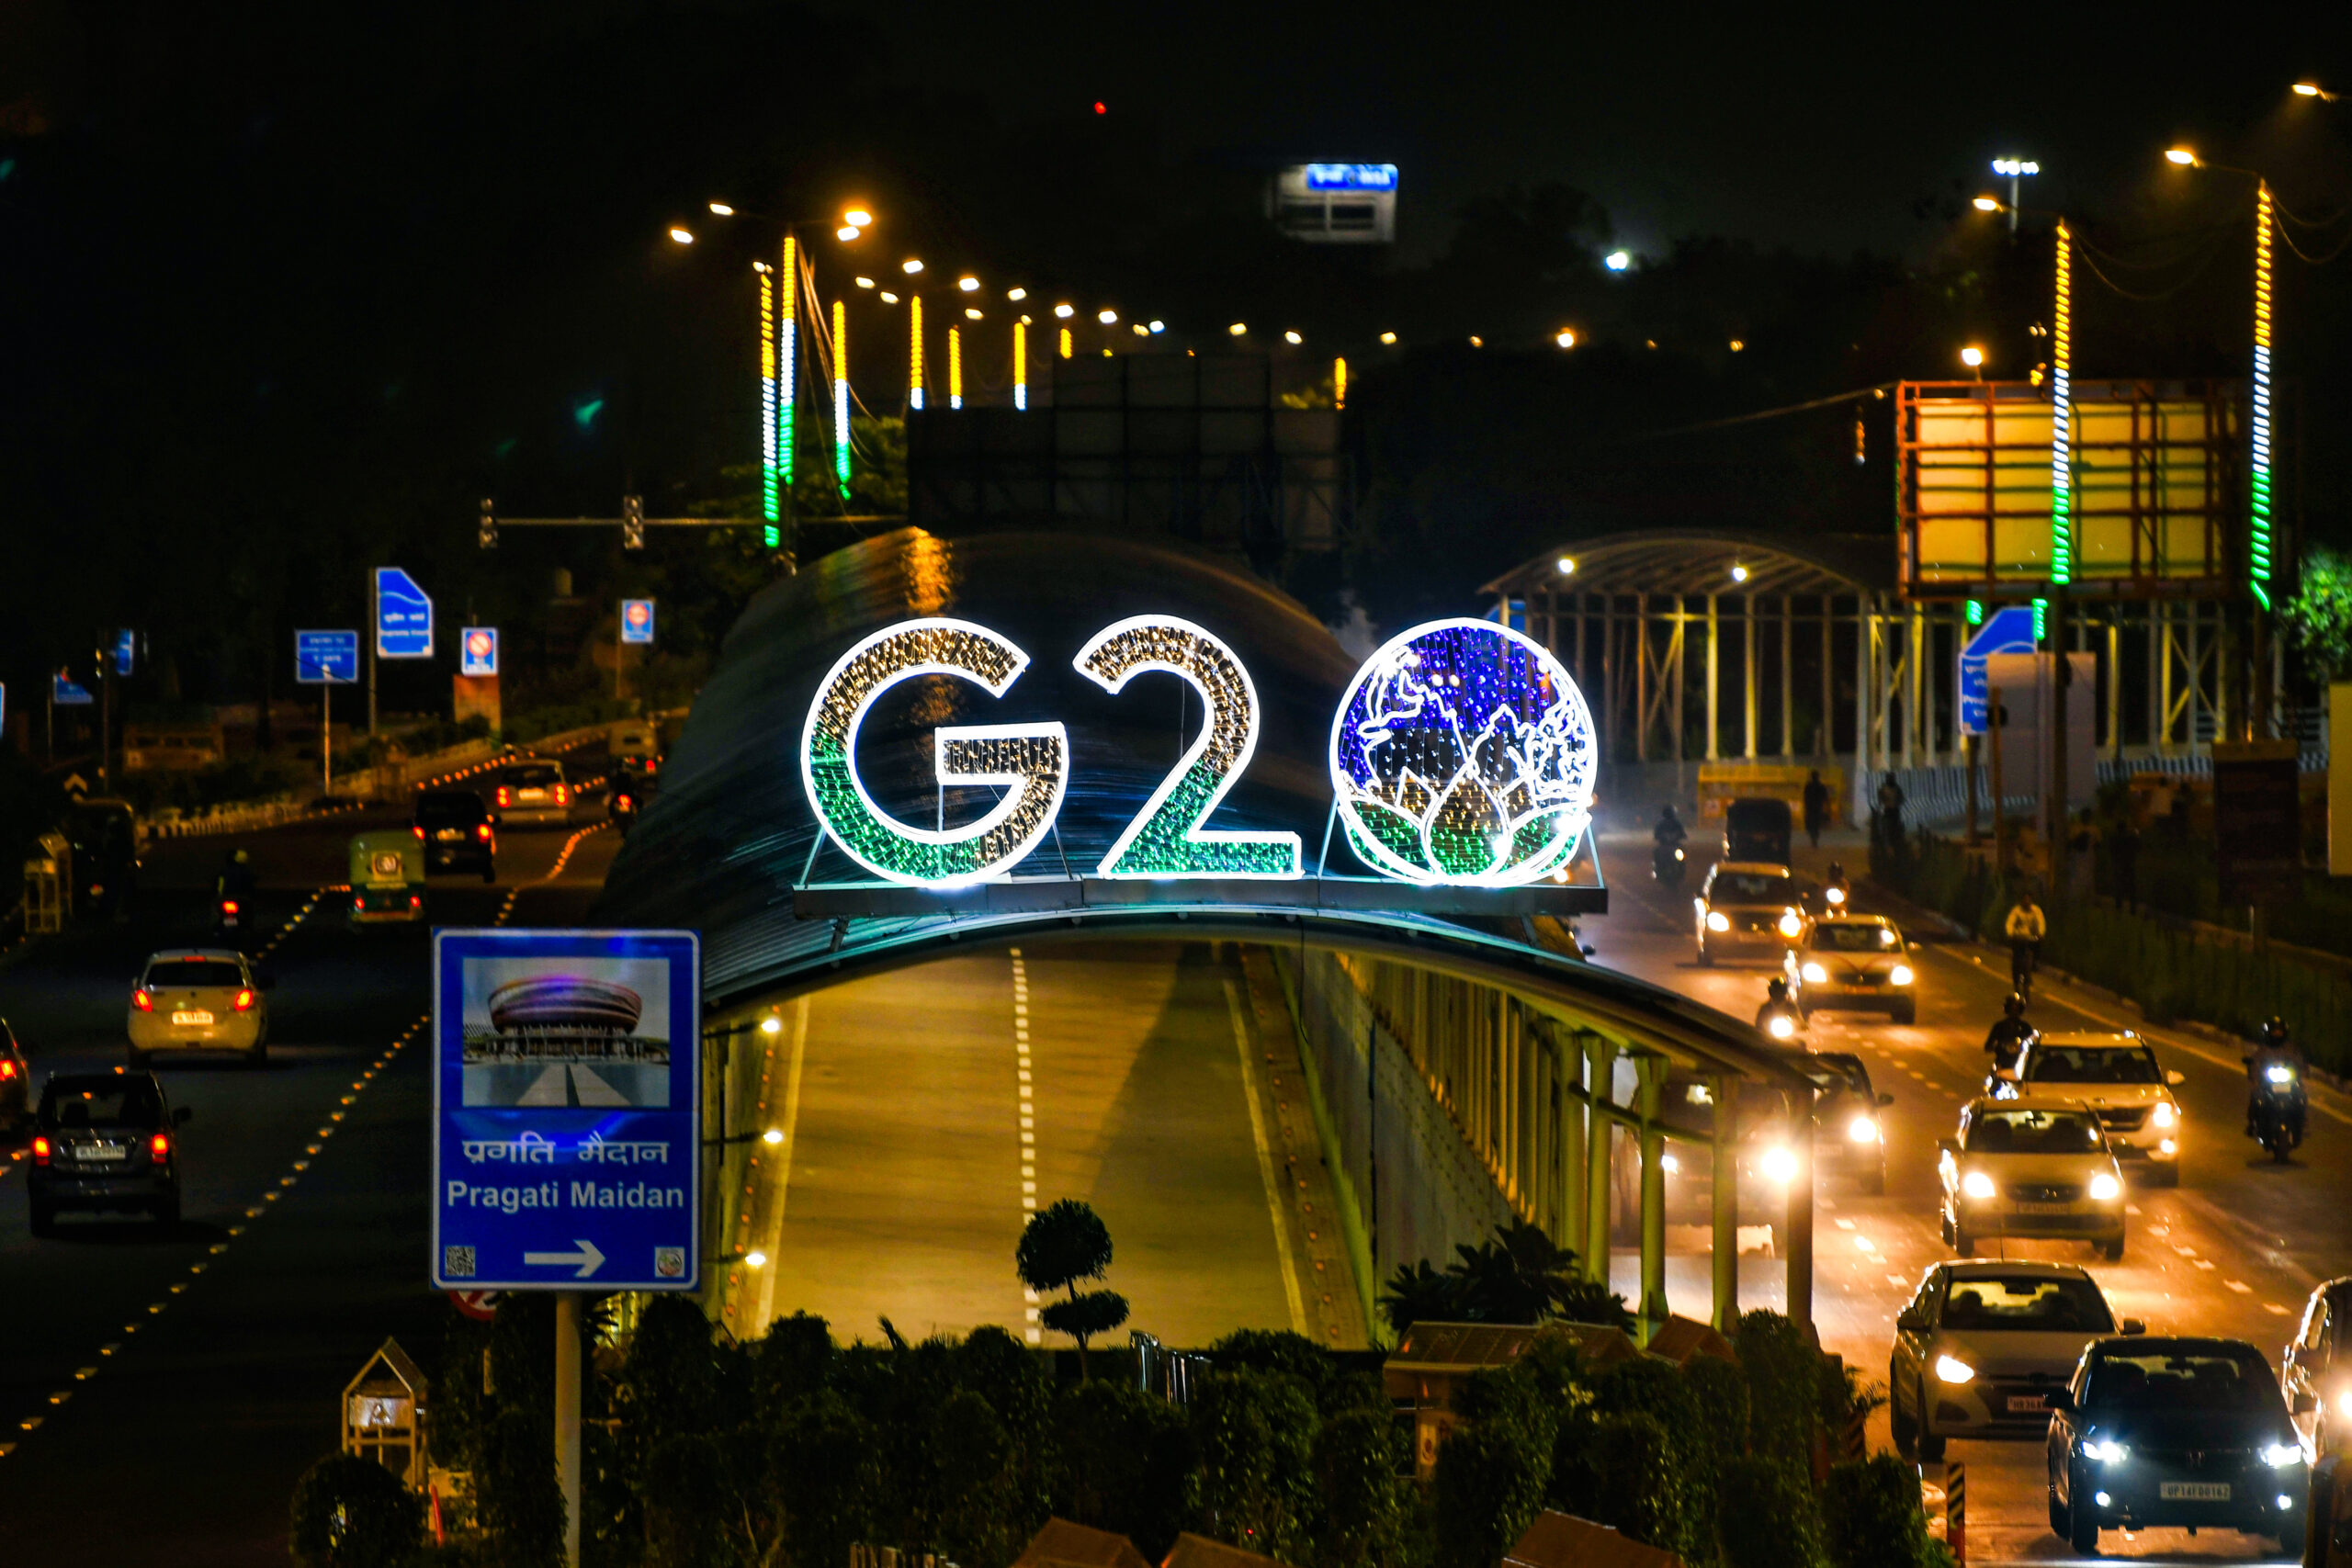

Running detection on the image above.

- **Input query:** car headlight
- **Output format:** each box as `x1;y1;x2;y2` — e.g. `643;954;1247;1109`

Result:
2082;1438;2131;1463
1707;910;1731;932
2263;1442;2304;1469
1801;961;1828;983
1661;1152;1680;1174
1779;909;1804;937
1760;1145;1798;1182
2151;1100;2176;1129
1826;886;1847;905
1962;1170;1996;1200
1849;1114;1880;1144
2267;1064;2295;1085
1934;1354;1975;1385
2088;1172;2122;1201
1890;964;1915;986
1767;1014;1796;1040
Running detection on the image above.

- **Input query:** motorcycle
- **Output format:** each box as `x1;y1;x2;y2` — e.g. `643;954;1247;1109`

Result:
2249;1062;2307;1164
1653;842;1687;889
211;896;244;936
1821;880;1849;911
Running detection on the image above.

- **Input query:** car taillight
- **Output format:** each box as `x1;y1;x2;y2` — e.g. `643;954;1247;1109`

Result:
413;824;426;840
554;784;570;805
0;1059;15;1078
409;895;422;908
646;759;657;774
221;899;240;915
151;1132;170;1162
31;1134;51;1166
354;897;366;911
233;988;256;1011
477;823;492;840
132;987;154;1012
496;786;511;807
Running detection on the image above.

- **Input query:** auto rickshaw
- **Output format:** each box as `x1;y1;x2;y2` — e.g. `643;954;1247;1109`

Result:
348;829;425;926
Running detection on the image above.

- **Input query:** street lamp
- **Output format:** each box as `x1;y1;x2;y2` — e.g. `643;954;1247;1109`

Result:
2293;82;2337;101
1960;344;1984;378
1990;158;2039;235
668;227;695;244
1604;250;1632;272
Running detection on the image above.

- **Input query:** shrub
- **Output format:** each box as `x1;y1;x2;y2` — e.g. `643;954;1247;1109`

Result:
1685;1354;1751;1474
1051;1378;1193;1559
1716;1455;1825;1568
1189;1368;1319;1565
1431;1413;1551;1568
1823;1455;1939;1568
1734;1311;1819;1473
288;1454;424;1568
1310;1407;1412;1568
1589;1410;1691;1556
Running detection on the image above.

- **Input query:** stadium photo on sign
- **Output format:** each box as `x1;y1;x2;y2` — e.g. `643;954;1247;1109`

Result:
458;956;673;1107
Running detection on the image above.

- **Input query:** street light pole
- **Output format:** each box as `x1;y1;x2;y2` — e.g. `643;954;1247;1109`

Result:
1992;157;2040;237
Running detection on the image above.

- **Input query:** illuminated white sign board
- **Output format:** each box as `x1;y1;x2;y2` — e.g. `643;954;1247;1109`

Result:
799;615;1596;891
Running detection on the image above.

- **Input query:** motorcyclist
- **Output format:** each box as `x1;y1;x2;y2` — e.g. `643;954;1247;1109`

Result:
215;848;256;904
1755;977;1804;1041
1983;992;2036;1077
1822;860;1851;910
2004;895;2047;996
2245;1016;2309;1141
1654;807;1688;852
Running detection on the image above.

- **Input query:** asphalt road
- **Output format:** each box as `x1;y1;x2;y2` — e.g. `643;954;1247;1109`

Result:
1583;824;2343;1565
0;775;619;1562
715;940;1364;1353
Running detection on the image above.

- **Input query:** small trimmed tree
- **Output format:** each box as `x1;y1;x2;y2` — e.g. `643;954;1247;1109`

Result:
1018;1198;1129;1372
288;1454;424;1568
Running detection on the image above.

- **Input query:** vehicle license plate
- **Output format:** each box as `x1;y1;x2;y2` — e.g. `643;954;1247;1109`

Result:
2161;1482;2231;1501
519;790;546;801
2007;1395;2051;1414
2013;1201;2070;1214
172;1010;214;1026
80;1144;127;1161
435;828;463;841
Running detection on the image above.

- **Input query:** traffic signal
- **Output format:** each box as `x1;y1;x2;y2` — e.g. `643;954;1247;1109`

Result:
622;494;645;550
478;498;497;549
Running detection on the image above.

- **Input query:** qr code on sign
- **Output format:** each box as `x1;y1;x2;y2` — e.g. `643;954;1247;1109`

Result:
654;1247;685;1279
445;1246;477;1280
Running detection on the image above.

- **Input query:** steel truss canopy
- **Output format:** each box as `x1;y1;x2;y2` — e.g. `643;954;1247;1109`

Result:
1483;529;1893;602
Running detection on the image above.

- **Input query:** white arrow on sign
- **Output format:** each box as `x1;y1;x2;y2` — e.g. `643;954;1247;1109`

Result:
522;1238;606;1278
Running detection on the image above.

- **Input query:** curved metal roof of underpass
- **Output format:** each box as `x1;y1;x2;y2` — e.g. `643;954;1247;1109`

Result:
596;526;1823;1092
1484;529;1895;598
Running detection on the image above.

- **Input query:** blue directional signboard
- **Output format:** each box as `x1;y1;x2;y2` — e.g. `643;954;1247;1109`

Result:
432;929;700;1292
113;629;136;678
620;599;656;646
461;626;499;678
376;567;435;660
51;671;93;706
1958;606;2038;736
295;629;360;685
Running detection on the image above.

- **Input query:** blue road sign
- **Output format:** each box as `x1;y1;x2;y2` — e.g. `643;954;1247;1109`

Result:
113;629;136;677
620;599;655;646
51;672;93;706
461;626;499;678
1958;606;2038;736
296;629;361;685
377;567;435;659
432;929;701;1292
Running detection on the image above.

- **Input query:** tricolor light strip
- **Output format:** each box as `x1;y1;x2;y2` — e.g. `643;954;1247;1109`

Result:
1013;321;1027;411
949;326;962;410
759;268;778;544
777;233;798;545
2050;220;2073;589
2251;182;2275;609
832;299;851;501
908;294;924;412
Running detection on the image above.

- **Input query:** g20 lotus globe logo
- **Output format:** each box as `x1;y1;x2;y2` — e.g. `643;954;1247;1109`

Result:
1329;620;1596;886
797;614;1597;890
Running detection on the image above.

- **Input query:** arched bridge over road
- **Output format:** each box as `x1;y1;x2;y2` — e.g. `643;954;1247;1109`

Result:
600;528;1838;1344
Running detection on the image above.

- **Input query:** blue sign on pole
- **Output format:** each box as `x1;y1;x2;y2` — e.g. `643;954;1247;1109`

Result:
51;672;93;706
461;627;499;678
620;600;655;646
1958;606;2039;736
295;629;361;685
113;629;136;678
432;929;701;1292
376;567;435;660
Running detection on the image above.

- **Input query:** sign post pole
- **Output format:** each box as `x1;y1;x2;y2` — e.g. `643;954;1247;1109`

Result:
554;1290;582;1568
322;680;333;796
368;570;379;739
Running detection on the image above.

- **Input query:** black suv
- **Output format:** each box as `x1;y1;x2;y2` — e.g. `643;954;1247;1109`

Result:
29;1071;192;1234
414;789;497;881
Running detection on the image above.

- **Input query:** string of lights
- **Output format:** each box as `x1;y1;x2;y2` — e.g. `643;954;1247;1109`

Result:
2250;183;2274;609
2050;220;2074;590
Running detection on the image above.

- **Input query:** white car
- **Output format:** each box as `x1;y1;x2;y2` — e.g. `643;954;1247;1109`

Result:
128;948;270;1066
1694;863;1805;966
1997;1031;2185;1185
1939;1100;2127;1260
1890;1260;2143;1461
1783;913;1918;1024
494;761;574;827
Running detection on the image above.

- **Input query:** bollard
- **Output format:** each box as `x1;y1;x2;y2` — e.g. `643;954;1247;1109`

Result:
1946;1461;1966;1566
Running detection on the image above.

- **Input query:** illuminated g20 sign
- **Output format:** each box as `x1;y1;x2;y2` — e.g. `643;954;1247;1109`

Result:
800;614;1594;890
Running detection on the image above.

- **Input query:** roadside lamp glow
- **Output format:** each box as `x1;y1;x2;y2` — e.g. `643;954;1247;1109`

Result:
668;227;695;244
1727;338;1744;352
1098;309;1118;325
759;1016;783;1036
835;226;859;242
743;1251;767;1269
958;276;980;292
902;258;924;274
1228;322;1248;336
1007;287;1028;301
2165;147;2198;166
1132;323;1148;337
842;209;873;228
854;276;875;288
1604;250;1632;271
1730;564;1750;583
707;202;735;217
879;291;899;304
1555;557;1576;575
1960;344;1984;367
1283;330;1302;344
1973;195;2002;212
1055;302;1075;319
966;307;983;321
2295;82;2322;96
761;1127;785;1144
1555;329;1577;348
1379;331;1397;344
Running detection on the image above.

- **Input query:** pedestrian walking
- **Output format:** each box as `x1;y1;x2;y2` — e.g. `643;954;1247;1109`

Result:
1803;770;1829;849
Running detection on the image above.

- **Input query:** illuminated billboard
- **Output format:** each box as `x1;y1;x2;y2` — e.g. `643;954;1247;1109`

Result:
1271;164;1398;244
